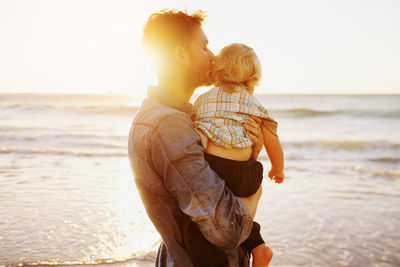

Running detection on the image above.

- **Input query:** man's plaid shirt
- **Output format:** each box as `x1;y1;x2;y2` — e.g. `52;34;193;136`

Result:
194;87;278;149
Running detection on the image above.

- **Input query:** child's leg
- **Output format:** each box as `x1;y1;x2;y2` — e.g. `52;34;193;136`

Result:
241;221;264;250
241;222;273;267
203;153;269;265
252;244;273;267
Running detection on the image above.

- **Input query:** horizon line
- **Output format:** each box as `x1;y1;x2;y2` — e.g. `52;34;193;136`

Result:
1;91;399;96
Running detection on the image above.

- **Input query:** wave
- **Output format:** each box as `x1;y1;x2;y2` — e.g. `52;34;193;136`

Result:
369;157;400;163
0;138;126;151
352;164;400;179
1;138;398;158
0;125;48;132
0;132;127;141
275;108;340;117
273;108;400;118
0;133;128;152
79;105;139;114
0;126;129;142
285;140;400;151
0;146;127;157
2;246;157;267
371;169;400;179
0;102;139;115
4;255;155;267
2;100;400;117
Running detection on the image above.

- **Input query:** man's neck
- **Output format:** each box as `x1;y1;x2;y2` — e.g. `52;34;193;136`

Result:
158;77;195;103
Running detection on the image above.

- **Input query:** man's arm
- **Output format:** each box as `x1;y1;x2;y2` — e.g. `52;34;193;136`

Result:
150;114;254;249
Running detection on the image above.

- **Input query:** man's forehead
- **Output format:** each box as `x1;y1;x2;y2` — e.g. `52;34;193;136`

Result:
195;27;208;44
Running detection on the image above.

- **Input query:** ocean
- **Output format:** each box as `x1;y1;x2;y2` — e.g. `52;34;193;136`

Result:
0;93;399;267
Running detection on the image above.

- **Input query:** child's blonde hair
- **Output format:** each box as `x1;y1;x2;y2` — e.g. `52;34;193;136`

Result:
213;43;262;93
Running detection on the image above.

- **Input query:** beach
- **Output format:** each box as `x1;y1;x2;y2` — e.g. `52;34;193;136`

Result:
1;93;399;266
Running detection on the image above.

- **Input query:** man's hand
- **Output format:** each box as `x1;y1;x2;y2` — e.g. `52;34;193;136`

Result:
240;185;262;218
245;116;263;160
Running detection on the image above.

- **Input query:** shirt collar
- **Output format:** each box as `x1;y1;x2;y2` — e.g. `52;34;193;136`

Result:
147;86;194;116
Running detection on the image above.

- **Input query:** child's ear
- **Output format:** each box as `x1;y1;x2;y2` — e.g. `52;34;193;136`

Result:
244;78;258;92
213;69;225;84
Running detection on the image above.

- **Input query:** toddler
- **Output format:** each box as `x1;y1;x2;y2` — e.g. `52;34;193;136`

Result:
190;43;284;267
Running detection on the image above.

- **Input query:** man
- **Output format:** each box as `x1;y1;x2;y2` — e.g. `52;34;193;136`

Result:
128;10;263;266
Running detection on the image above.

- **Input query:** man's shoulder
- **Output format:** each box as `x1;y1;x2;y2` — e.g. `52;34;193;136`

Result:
133;97;192;130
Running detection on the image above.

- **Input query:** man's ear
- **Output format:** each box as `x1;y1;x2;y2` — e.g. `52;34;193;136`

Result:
175;46;190;65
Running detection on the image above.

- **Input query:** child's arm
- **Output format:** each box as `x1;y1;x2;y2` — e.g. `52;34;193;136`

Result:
262;123;284;183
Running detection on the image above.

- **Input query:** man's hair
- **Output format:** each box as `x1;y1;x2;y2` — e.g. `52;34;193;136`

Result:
142;9;205;59
214;43;262;93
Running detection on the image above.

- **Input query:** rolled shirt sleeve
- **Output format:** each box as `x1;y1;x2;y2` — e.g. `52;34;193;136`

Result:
261;115;278;137
150;113;253;249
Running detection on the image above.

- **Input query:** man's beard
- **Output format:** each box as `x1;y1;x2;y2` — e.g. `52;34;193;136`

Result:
184;63;213;89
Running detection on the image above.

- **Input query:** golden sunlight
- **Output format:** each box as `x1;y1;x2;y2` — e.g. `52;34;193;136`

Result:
105;160;160;258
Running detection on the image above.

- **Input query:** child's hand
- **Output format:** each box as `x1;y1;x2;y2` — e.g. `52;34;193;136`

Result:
268;169;284;183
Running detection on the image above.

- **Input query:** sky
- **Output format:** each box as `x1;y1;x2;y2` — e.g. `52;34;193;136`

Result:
0;0;399;96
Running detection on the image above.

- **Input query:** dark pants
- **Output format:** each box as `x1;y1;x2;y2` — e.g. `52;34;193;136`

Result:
182;153;265;267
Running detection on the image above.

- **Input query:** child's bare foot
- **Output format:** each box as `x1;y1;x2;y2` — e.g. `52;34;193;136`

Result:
251;244;273;267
